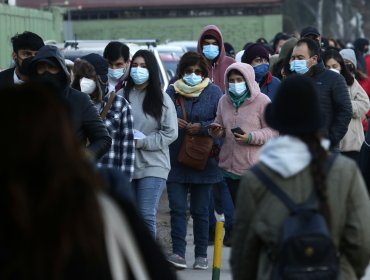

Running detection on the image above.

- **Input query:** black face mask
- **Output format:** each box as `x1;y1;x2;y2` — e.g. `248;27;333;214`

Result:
16;56;33;76
37;71;68;92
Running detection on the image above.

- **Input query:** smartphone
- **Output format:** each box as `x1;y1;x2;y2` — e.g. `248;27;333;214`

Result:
231;127;245;135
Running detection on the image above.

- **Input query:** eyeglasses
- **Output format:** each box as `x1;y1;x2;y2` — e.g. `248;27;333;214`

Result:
184;68;203;75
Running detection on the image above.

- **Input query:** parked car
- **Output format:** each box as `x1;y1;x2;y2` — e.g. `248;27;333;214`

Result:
157;44;186;57
166;41;198;52
159;53;180;80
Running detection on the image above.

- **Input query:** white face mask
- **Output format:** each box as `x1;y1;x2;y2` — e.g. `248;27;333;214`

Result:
329;68;340;74
80;77;96;94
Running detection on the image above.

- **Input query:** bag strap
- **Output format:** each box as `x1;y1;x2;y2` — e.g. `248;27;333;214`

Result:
178;95;187;122
250;153;338;212
100;91;117;120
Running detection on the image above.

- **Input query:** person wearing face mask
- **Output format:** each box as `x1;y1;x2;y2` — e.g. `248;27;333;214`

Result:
72;59;102;104
103;41;130;93
353;38;369;74
197;25;235;91
340;48;370;137
208;62;277;205
289;38;352;151
165;51;223;270
197;25;235;249
241;43;280;101
71;54;135;181
322;49;369;163
29;45;112;160
0;31;44;88
123;49;178;238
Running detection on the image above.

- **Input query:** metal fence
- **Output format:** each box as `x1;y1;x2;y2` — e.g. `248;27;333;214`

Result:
0;4;63;69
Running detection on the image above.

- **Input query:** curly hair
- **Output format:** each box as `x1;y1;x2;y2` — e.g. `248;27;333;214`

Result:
72;59;103;102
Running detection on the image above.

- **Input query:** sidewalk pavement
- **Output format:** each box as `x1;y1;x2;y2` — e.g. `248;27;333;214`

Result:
157;188;232;280
175;218;232;280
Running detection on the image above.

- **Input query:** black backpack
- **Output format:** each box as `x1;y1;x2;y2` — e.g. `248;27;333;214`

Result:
250;153;339;280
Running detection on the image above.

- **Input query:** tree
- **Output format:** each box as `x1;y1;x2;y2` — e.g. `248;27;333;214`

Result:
282;0;368;42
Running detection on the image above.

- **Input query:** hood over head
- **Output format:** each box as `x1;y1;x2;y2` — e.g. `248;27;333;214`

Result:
30;45;70;80
29;45;70;91
224;62;261;101
197;25;225;63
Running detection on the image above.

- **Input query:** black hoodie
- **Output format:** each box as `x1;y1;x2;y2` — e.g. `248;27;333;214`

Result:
30;45;112;160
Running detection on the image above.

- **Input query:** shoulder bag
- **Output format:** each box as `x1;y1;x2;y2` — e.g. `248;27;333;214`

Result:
177;96;213;171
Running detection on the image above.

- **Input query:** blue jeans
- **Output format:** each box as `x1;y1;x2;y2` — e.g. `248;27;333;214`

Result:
209;180;235;231
167;182;212;258
132;176;166;237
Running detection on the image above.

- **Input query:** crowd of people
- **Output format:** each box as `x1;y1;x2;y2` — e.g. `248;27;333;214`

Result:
1;24;370;279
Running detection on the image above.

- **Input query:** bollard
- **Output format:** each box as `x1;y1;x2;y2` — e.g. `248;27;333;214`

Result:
212;211;225;280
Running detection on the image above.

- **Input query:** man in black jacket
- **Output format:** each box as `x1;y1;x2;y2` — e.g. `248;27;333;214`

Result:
29;45;112;160
289;38;352;150
0;31;44;88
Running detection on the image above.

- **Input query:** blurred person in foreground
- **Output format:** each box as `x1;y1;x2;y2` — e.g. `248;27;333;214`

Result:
29;45;112;160
0;31;44;87
0;81;177;280
230;75;370;280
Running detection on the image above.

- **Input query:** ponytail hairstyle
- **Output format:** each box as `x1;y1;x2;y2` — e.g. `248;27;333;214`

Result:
297;132;331;228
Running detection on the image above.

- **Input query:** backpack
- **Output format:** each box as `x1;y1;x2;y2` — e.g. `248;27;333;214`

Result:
250;153;339;280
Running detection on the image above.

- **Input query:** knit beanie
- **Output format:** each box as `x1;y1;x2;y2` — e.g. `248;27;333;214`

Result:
265;75;322;134
278;37;298;62
339;49;357;68
241;43;269;64
81;53;108;76
81;53;108;83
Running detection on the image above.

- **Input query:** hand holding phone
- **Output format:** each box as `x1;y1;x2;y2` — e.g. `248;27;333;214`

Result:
231;127;245;135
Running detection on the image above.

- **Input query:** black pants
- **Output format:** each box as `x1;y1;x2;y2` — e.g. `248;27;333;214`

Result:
225;178;241;207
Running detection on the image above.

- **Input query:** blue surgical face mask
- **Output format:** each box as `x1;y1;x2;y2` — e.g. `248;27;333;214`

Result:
130;67;149;85
108;68;125;80
183;73;203;86
289;60;309;74
229;82;247;96
253;63;269;82
203;45;219;60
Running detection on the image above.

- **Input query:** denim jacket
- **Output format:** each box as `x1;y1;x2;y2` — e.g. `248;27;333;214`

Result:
166;81;223;184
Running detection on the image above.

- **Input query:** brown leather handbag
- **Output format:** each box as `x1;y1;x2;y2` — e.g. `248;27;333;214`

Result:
177;96;213;171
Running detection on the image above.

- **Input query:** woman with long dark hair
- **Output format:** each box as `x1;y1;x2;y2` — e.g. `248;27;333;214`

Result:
323;49;369;163
124;49;178;237
230;75;370;280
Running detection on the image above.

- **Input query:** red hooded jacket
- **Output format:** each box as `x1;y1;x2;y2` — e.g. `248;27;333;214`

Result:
197;25;235;92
